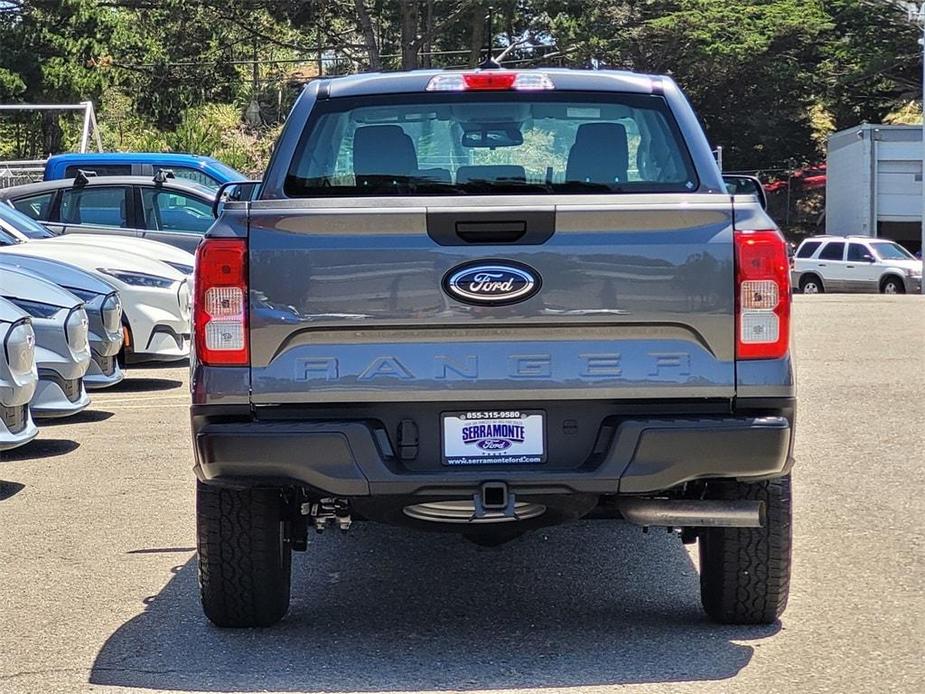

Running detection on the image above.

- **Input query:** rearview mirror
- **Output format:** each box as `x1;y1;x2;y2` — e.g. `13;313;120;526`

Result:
722;174;767;211
461;126;523;149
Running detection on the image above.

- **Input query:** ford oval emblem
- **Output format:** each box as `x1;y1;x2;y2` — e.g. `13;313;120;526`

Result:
443;261;540;305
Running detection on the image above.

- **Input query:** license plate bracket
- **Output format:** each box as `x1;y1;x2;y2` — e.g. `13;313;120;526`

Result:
441;410;546;466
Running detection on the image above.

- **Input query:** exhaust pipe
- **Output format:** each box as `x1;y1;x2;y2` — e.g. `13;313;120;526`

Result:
616;498;765;528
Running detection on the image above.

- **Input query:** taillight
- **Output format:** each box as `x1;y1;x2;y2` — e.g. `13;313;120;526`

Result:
194;238;248;366
735;229;791;360
426;71;554;92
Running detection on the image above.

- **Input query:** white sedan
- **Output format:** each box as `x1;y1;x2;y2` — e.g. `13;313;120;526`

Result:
0;211;190;364
1;267;91;419
0;204;194;275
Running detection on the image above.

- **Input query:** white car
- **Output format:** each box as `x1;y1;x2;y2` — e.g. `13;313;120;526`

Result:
0;253;124;388
1;267;91;418
0;203;194;275
0;298;38;450
0;226;190;364
792;236;923;294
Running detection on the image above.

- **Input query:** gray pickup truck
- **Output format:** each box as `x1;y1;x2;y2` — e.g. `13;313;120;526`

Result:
190;68;795;628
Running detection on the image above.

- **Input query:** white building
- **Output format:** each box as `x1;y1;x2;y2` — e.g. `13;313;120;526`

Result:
826;124;922;253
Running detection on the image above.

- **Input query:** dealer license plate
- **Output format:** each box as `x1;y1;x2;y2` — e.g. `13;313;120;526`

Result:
442;410;546;466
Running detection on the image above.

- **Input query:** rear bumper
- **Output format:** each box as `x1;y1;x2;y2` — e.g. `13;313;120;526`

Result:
192;400;795;496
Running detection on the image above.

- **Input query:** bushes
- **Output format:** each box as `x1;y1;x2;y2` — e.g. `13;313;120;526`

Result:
98;94;279;177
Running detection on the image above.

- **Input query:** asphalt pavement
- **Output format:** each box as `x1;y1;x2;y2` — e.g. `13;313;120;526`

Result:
0;295;922;694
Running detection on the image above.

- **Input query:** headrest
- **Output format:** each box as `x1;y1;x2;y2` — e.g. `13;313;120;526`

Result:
566;122;629;184
352;125;418;179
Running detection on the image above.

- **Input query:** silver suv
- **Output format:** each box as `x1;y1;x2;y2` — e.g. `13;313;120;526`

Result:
792;235;922;294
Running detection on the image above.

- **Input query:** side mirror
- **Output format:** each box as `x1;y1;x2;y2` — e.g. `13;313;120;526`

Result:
722;174;767;211
863;254;876;263
212;180;262;217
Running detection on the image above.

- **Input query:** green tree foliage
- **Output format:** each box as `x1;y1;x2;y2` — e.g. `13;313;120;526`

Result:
641;0;833;170
0;0;131;152
0;0;921;174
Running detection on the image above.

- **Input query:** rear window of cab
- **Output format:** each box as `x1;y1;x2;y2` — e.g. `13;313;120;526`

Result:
284;91;699;197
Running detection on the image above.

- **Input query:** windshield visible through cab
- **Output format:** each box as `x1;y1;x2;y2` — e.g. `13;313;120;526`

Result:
871;241;915;261
284;91;699;197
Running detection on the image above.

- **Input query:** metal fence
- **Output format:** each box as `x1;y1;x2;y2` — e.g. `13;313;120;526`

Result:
0;161;44;189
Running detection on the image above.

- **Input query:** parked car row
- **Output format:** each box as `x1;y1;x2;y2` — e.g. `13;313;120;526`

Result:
0;199;197;452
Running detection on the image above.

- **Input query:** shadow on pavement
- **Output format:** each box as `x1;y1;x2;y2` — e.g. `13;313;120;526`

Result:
0;480;25;500
38;409;114;426
1;438;79;461
107;378;183;393
91;521;777;692
130;359;189;370
126;546;196;555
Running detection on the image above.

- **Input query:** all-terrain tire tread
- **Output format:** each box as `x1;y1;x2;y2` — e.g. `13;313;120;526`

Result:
196;482;291;627
699;476;792;625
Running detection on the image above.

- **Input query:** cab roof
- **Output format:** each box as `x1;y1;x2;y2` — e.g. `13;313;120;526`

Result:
306;68;670;99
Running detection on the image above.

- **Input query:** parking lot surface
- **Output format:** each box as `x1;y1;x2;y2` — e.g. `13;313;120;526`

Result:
0;295;922;694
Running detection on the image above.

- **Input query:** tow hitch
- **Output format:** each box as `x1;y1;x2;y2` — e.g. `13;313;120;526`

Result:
473;481;516;520
301;498;352;532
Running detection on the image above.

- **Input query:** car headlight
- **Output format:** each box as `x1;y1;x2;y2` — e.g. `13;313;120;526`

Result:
4;318;36;383
65;306;90;355
101;292;123;333
6;297;64;319
98;268;177;288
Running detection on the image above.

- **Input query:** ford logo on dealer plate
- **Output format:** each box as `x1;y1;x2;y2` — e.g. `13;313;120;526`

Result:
443;261;540;305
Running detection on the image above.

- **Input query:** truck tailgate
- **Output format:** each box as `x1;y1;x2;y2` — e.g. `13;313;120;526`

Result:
247;194;735;403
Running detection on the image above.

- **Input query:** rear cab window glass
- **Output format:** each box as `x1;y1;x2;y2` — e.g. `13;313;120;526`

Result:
284;92;699;197
796;241;822;258
10;193;55;221
818;242;845;261
59;186;131;228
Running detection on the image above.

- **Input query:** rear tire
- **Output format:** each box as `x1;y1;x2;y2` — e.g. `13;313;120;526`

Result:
196;481;292;628
880;276;904;294
698;475;792;625
798;275;823;294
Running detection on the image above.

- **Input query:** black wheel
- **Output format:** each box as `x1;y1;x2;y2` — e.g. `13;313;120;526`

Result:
698;475;792;625
196;481;292;627
798;275;823;294
880;276;904;295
